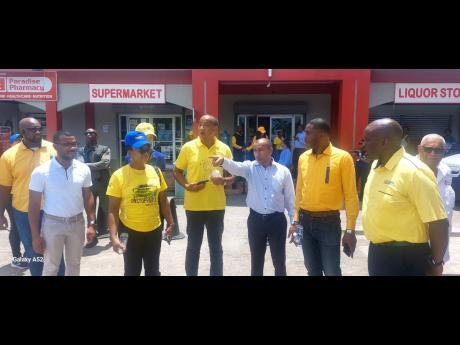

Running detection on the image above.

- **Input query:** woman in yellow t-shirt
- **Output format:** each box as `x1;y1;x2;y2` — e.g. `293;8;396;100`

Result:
107;131;174;276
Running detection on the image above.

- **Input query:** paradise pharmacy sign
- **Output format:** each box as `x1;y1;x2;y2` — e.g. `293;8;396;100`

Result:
0;71;57;101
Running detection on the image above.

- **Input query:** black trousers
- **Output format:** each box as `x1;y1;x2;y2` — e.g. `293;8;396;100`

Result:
185;210;225;276
119;222;162;276
247;209;287;276
368;242;430;276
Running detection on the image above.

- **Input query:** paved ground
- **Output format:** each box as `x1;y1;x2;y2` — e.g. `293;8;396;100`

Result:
1;194;460;276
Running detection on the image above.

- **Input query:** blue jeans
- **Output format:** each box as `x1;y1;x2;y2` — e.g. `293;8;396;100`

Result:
6;201;21;258
185;210;225;276
300;211;342;276
13;208;65;276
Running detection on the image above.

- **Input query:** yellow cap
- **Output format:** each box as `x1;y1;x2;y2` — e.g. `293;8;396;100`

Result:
257;126;266;134
135;122;157;140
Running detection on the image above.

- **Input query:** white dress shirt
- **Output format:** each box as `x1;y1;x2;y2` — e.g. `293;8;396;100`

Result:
437;162;455;262
222;158;295;224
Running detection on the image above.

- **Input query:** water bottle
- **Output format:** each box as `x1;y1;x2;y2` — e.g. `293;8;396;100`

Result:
118;233;128;254
293;224;303;247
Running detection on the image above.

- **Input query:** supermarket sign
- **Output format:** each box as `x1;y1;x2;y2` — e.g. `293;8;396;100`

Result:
395;83;460;104
0;71;57;101
89;84;165;104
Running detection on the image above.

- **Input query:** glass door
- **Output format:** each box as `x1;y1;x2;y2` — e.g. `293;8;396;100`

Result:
151;117;174;167
119;114;183;168
270;115;293;147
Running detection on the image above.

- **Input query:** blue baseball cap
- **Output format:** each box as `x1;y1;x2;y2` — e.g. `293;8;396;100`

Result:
124;131;151;149
9;133;21;144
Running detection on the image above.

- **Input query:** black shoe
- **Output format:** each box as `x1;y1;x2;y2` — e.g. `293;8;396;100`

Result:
85;237;99;248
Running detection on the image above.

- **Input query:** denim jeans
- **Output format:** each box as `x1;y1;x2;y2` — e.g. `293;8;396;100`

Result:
185;210;225;276
247;210;287;276
6;201;21;259
300;211;342;276
13;208;65;276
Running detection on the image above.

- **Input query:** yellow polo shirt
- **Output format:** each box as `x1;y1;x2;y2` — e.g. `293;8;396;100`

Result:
175;137;233;211
294;143;359;229
362;147;447;244
0;140;56;212
106;165;167;232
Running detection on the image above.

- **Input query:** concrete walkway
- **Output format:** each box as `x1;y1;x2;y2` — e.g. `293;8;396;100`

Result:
1;194;459;276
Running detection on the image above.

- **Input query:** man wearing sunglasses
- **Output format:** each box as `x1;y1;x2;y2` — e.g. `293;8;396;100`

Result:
418;134;455;266
0;117;65;276
77;128;111;248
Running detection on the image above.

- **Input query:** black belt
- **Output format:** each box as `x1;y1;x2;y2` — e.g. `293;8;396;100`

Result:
249;209;283;220
300;209;339;219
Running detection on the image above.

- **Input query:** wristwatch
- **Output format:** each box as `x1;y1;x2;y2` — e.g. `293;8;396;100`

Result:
429;256;444;266
344;229;355;235
88;220;97;227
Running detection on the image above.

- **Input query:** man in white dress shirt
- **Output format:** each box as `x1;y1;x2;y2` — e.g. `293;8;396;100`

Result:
211;138;295;276
28;131;96;276
418;134;455;264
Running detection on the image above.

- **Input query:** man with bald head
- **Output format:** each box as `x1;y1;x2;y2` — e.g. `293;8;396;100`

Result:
0;117;65;276
362;119;448;276
211;138;295;276
417;134;454;265
174;115;233;276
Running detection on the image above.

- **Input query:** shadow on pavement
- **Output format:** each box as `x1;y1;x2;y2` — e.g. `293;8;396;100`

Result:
82;242;112;257
174;194;248;207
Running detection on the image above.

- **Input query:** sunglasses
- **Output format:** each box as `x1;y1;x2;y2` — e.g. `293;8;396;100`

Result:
422;146;445;154
138;146;152;155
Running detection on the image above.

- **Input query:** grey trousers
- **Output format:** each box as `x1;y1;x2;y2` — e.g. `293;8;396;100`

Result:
41;214;85;276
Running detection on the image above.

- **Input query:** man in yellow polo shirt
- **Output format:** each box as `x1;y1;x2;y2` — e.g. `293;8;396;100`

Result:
289;118;359;276
0;117;65;276
362;119;448;276
174;115;233;276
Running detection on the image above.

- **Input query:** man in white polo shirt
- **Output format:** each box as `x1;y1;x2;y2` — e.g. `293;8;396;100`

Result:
28;130;96;276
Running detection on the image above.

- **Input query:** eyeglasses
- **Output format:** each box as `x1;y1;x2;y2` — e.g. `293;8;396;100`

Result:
422;146;445;154
24;127;42;133
56;142;78;148
85;132;97;136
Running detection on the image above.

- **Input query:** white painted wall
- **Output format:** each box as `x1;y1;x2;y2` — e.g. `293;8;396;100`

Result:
61;103;86;146
94;103;119;169
369;83;395;108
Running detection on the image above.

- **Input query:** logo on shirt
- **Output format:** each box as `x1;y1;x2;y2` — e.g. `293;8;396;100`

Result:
131;184;156;204
384;180;395;186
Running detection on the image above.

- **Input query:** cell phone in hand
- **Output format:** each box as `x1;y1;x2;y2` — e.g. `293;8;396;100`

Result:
343;243;352;258
196;180;209;185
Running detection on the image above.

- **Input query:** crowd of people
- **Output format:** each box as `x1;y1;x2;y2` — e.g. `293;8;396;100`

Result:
0;115;455;276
